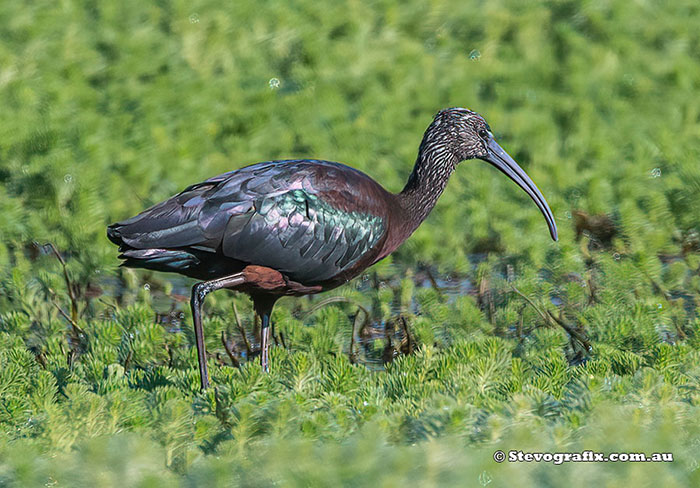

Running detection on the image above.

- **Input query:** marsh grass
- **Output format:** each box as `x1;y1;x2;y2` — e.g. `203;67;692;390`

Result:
1;0;699;485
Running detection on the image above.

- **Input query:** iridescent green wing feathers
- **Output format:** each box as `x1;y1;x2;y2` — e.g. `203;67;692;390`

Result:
222;188;385;282
108;160;389;284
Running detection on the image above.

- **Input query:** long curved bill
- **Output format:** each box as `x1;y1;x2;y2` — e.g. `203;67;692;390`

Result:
481;136;558;241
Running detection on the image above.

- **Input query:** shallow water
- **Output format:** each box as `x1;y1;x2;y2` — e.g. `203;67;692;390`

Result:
96;260;479;368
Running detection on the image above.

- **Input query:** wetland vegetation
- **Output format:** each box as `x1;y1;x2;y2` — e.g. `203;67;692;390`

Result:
1;0;699;485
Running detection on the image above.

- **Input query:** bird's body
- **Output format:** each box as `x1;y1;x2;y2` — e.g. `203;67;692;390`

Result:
108;108;558;389
109;159;407;292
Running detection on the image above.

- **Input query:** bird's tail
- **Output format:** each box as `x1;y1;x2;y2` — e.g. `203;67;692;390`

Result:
117;248;201;273
107;224;125;247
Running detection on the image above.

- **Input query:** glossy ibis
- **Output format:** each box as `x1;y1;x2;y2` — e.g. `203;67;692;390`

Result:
108;108;557;389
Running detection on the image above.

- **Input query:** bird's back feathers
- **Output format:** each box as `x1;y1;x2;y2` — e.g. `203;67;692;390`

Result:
108;160;392;284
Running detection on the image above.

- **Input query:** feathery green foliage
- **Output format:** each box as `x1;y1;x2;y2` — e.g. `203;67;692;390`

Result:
0;0;699;486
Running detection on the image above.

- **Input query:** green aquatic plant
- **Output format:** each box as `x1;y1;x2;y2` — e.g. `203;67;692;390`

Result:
0;0;699;485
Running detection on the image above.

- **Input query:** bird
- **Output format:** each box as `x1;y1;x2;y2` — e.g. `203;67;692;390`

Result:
107;107;558;390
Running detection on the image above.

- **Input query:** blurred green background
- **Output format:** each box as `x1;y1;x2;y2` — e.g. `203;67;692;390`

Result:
1;0;699;486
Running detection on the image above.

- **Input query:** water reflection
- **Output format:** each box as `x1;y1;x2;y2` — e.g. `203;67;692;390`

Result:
101;259;480;369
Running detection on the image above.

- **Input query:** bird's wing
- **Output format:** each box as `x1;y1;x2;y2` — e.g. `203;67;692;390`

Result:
108;160;390;283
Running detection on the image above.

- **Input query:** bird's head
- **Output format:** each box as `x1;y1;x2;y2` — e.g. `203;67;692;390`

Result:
428;107;558;241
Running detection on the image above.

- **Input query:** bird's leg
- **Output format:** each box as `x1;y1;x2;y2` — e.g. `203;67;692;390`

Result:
261;311;271;373
253;295;278;373
191;273;247;390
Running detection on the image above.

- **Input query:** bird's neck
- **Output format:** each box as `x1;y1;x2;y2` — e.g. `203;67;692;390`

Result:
395;146;458;239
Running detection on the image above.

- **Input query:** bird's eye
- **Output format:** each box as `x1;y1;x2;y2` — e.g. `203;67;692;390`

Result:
478;129;489;139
